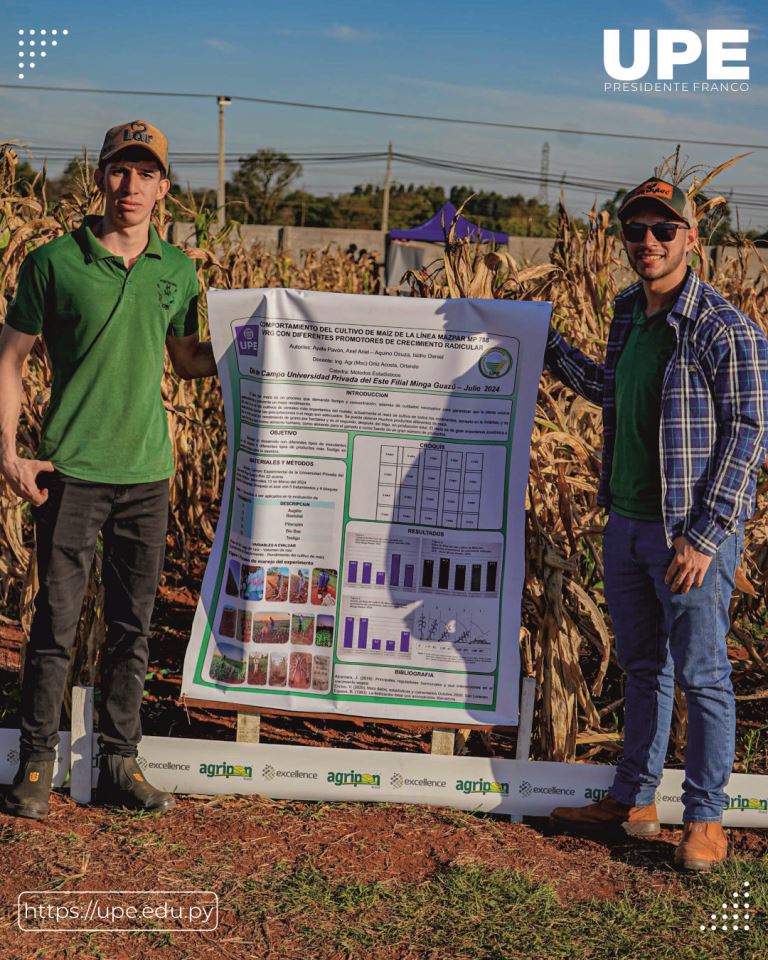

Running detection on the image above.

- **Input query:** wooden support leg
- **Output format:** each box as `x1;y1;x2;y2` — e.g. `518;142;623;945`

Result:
515;677;537;762
431;728;456;755
510;676;537;823
236;713;261;744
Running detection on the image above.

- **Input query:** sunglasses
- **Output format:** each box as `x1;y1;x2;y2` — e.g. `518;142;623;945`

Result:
622;221;688;243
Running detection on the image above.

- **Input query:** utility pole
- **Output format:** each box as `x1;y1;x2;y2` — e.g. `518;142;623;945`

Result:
381;141;393;234
217;95;232;232
538;142;550;208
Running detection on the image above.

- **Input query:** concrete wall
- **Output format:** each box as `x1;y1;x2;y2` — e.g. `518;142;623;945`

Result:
281;227;385;260
169;221;765;285
506;238;556;262
172;222;282;255
712;246;765;282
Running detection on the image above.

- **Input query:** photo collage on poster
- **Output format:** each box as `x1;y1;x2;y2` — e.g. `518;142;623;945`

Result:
207;559;337;693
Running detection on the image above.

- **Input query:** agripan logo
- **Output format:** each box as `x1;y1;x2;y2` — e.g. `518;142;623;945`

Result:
604;29;750;93
327;769;381;788
729;794;768;813
199;762;253;780
456;778;509;796
584;787;609;801
656;789;768;813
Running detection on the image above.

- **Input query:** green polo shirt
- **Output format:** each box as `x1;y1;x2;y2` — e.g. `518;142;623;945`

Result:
610;297;677;521
6;216;199;483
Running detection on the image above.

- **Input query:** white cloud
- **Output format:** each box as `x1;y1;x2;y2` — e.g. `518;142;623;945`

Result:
323;24;373;42
661;0;762;34
276;24;375;42
206;38;236;52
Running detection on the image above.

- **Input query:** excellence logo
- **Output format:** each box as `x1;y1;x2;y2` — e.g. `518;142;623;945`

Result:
603;28;750;94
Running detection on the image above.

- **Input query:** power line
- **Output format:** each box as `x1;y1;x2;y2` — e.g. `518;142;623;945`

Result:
11;142;768;211
2;82;768;151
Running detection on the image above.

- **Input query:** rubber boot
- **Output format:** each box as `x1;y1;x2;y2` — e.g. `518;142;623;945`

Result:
1;758;55;820
96;755;176;813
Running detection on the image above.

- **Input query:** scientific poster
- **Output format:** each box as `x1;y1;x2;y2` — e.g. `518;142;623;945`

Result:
182;288;550;724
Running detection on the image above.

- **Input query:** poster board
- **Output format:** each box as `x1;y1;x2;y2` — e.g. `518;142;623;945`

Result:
182;289;550;724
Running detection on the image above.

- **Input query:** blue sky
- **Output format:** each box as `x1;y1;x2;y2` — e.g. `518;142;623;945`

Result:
1;0;766;227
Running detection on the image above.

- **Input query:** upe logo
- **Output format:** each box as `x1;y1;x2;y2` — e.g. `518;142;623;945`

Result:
234;323;260;358
519;781;533;797
603;29;749;91
262;764;276;781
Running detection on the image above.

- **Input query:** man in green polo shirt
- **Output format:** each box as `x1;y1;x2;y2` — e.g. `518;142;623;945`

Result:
0;120;217;819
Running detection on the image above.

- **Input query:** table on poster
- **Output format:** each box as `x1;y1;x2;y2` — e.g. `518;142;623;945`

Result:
182;288;550;724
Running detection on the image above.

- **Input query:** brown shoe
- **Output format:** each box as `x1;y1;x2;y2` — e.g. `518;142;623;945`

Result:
549;795;660;836
674;822;728;872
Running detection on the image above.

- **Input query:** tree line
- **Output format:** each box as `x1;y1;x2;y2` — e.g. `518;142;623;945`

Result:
10;149;756;243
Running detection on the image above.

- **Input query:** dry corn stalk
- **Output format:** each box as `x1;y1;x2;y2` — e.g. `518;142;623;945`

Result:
0;144;765;762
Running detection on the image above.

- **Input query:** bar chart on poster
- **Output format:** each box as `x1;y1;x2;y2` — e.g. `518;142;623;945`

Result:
183;288;550;724
338;522;502;672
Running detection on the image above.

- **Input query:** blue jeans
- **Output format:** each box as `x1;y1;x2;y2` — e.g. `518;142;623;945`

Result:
603;512;742;822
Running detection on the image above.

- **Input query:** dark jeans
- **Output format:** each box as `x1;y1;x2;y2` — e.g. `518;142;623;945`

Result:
20;472;169;761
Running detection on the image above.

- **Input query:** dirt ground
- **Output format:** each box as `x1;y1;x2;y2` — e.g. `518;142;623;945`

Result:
1;790;767;959
1;573;767;958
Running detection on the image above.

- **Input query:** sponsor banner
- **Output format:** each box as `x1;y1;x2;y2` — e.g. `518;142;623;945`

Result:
0;728;70;787
80;734;768;826
2;728;767;826
182;288;552;725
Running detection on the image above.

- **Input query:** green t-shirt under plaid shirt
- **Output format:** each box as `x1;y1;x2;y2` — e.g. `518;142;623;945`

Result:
610;297;677;521
6;216;199;483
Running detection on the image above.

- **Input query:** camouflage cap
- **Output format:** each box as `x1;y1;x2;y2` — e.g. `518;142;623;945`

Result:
99;120;168;173
618;177;695;228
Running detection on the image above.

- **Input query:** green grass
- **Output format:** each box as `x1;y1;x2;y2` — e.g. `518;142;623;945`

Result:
198;858;767;960
10;817;768;959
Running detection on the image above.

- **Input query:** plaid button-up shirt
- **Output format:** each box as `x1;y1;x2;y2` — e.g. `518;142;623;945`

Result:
545;267;768;555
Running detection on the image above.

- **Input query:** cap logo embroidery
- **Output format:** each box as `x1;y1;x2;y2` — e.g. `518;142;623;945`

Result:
638;181;673;199
123;121;154;146
29;771;40;782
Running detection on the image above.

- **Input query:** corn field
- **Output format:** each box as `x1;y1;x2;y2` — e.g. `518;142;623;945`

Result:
1;145;766;767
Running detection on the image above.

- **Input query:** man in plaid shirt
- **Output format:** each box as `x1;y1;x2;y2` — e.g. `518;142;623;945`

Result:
547;177;768;870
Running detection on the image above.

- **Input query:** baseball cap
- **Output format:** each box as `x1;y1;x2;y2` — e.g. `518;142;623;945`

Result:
617;177;695;227
99;120;168;174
